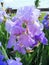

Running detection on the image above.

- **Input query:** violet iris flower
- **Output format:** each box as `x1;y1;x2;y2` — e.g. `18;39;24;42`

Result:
0;51;22;65
42;14;49;29
7;58;22;65
6;6;48;54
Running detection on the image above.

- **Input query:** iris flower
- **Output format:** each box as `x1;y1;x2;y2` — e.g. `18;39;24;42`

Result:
42;14;49;29
6;6;48;54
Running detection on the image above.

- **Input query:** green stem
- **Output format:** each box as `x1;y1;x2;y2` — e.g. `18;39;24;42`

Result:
2;45;9;60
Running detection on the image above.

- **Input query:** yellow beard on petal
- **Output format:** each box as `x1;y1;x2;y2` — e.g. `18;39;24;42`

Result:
26;49;34;53
35;42;40;47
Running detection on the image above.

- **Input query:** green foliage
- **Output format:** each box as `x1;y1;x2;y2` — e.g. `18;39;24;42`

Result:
39;13;46;21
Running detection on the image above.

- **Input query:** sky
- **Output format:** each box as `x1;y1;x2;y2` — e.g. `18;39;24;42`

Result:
0;0;49;9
